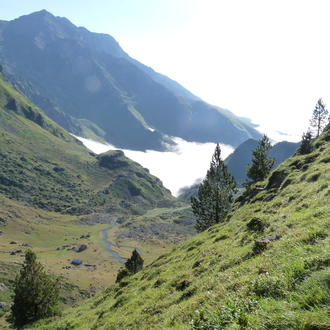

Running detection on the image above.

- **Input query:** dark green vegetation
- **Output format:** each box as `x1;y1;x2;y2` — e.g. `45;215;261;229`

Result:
245;135;274;185
298;131;313;155
0;10;261;151
191;144;236;232
32;119;330;329
10;250;59;328
116;249;144;283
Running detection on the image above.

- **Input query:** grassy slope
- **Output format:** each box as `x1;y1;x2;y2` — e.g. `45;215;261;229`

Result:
34;129;330;329
0;74;190;326
0;74;173;215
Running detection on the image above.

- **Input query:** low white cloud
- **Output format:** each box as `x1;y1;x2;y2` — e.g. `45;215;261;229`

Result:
74;136;233;196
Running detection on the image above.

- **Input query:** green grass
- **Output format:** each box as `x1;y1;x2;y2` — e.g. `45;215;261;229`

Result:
31;129;330;329
0;74;191;327
0;196;190;326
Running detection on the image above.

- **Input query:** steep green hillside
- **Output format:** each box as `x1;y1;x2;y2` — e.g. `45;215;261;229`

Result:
0;74;190;326
35;128;330;329
0;10;261;150
0;74;172;215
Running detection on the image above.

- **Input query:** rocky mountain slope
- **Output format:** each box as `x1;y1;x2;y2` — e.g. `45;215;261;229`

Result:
0;10;261;151
34;127;330;329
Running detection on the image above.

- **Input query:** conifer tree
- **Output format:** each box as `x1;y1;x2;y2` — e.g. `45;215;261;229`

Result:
297;130;313;155
246;135;274;184
125;249;144;274
11;250;59;328
310;98;328;137
191;143;236;232
116;249;144;283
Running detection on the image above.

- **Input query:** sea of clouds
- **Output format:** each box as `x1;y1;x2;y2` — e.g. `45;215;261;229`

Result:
74;136;233;196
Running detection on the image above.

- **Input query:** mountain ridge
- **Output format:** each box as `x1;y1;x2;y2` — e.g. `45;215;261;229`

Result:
0;10;262;151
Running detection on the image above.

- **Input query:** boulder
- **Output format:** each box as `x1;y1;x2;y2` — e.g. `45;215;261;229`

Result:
77;244;87;253
71;259;83;266
253;234;281;255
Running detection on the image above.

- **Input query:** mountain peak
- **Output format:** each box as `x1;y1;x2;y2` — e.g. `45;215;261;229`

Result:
22;9;55;20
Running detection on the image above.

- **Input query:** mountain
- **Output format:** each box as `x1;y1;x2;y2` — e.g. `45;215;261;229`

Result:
0;10;261;151
0;72;173;215
225;138;300;186
32;125;330;329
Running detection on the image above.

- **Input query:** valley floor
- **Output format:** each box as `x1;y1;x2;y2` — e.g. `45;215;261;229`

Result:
0;198;193;328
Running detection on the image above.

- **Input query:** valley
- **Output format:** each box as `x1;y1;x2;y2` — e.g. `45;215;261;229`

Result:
0;7;329;330
0;72;195;327
31;124;330;330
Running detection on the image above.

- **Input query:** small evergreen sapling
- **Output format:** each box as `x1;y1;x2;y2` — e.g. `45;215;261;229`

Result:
11;250;59;328
116;249;144;283
125;249;144;274
297;131;313;155
191;143;236;232
246;135;274;185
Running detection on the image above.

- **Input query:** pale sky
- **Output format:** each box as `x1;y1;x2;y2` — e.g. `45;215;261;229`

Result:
1;0;330;141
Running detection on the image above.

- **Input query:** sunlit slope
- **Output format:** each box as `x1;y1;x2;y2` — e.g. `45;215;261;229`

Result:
0;74;173;215
35;129;330;329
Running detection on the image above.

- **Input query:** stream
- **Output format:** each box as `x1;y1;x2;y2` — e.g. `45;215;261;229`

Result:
99;206;190;263
99;221;141;263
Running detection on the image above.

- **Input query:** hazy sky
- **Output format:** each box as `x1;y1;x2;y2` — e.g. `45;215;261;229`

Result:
2;0;330;141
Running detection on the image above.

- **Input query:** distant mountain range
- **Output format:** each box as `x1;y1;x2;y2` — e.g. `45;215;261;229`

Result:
178;138;299;200
0;10;261;151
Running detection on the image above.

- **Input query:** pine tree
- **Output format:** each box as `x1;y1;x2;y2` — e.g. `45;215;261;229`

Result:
125;249;144;274
246;135;274;184
116;249;144;283
310;98;328;137
11;250;59;328
297;130;313;155
191;143;236;232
